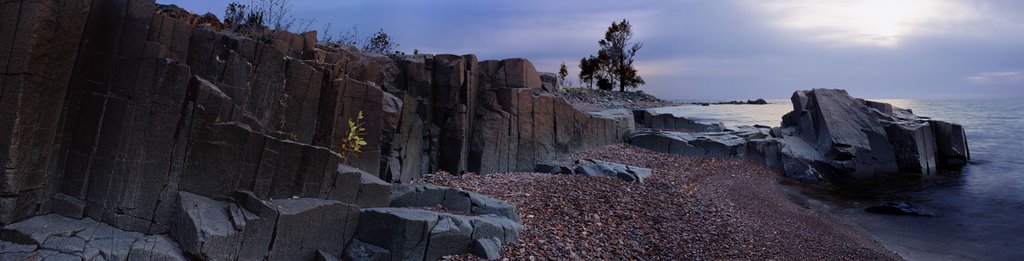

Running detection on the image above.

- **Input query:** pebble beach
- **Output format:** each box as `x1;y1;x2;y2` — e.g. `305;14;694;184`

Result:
423;144;901;260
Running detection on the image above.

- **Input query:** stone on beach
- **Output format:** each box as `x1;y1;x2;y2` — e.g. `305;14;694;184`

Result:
573;159;655;183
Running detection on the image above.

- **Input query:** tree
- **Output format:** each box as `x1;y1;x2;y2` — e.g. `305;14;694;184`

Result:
558;63;569;86
597;19;645;91
597;78;613;91
578;55;598;89
362;28;399;54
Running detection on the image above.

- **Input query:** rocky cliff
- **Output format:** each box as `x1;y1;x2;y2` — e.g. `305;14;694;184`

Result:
0;1;632;259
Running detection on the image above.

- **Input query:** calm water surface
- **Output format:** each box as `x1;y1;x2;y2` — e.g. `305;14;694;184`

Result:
655;99;1024;260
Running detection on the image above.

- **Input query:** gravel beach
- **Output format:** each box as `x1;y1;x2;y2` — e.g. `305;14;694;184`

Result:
421;144;901;260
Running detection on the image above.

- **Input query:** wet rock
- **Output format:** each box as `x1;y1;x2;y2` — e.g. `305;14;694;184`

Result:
773;89;970;183
931;120;970;167
574;159;655;183
865;202;935;216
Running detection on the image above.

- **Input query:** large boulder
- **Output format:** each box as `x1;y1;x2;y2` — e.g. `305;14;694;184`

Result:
775;89;969;182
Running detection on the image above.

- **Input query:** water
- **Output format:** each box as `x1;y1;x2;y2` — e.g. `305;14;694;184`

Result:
655;99;1024;260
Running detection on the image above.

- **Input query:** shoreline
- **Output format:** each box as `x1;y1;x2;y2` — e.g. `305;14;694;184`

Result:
422;144;900;259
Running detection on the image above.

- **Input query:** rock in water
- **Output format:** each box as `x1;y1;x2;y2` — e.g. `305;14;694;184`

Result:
865;202;935;216
775;89;970;183
931;120;971;167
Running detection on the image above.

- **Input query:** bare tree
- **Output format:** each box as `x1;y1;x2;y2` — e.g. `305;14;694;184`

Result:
362;28;399;54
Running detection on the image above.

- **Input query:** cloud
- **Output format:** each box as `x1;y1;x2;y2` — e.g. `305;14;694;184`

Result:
966;71;1024;85
746;0;981;47
159;0;1024;99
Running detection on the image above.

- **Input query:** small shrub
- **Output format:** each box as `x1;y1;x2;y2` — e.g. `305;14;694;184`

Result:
338;111;368;161
362;28;399;54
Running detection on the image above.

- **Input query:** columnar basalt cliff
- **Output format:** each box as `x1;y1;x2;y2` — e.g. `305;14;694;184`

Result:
0;1;632;259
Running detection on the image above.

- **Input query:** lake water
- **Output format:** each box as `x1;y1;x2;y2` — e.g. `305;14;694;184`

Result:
654;99;1024;260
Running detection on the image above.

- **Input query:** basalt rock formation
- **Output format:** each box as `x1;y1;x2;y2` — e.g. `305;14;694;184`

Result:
778;89;969;182
629;89;969;184
0;1;632;259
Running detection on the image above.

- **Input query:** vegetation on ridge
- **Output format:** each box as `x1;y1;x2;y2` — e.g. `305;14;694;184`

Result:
578;19;645;92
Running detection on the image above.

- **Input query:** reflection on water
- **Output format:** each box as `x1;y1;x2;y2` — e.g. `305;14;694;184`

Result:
657;99;1024;260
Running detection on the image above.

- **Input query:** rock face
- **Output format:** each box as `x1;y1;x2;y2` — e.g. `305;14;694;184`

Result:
0;2;572;259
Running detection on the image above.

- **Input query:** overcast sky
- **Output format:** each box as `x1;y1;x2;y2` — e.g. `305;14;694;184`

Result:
159;0;1024;100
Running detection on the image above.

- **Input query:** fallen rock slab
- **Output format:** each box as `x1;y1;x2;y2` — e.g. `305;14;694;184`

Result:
574;159;655;183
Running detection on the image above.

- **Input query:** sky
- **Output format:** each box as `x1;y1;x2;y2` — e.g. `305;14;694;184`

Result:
159;0;1024;100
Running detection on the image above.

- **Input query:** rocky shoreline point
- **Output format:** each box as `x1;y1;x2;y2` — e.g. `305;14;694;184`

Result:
561;88;683;111
629;88;970;184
